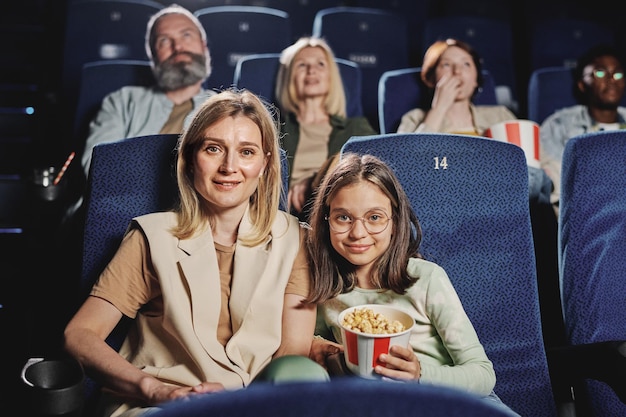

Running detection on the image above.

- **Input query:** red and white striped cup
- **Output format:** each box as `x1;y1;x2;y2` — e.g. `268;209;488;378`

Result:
338;304;414;379
484;120;540;168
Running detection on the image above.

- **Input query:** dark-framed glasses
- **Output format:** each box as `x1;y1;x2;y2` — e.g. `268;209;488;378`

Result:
325;210;391;234
584;68;624;82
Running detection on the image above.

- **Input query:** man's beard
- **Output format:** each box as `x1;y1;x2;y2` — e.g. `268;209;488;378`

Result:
154;51;207;91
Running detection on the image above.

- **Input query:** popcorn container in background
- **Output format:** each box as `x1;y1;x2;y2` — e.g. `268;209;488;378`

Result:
484;119;541;168
338;304;414;379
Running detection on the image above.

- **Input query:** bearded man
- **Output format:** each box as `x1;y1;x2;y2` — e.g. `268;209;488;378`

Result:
80;4;215;175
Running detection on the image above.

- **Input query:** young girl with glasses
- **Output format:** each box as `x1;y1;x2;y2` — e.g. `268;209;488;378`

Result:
305;153;519;415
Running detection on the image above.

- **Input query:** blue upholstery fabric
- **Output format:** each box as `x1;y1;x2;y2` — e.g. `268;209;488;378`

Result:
62;0;163;123
233;53;364;118
559;130;626;416
73;59;154;146
232;53;280;104
80;133;179;413
312;7;410;129
341;133;557;416
81;134;180;296
352;0;432;63
527;66;575;125
377;67;498;134
152;378;518;417
255;0;341;41
194;6;292;90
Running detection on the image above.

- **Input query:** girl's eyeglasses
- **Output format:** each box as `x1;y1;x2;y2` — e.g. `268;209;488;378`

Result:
325;211;391;234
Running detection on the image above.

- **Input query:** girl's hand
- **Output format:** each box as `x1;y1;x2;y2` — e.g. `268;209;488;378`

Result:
373;345;421;381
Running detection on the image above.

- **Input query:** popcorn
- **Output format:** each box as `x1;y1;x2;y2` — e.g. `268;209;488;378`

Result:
341;307;406;335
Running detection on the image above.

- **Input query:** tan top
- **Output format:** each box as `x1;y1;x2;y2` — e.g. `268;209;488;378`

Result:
290;122;332;187
159;100;193;134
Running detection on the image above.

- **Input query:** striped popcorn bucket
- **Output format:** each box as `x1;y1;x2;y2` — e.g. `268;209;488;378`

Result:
484;119;541;168
338;305;414;379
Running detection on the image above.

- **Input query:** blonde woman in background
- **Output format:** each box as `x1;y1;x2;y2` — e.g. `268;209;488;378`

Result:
275;36;376;221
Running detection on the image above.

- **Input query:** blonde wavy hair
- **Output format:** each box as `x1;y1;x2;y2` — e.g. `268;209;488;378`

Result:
172;89;282;246
275;36;347;118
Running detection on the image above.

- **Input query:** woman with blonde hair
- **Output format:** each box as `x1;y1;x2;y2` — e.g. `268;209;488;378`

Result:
275;36;376;221
64;89;325;417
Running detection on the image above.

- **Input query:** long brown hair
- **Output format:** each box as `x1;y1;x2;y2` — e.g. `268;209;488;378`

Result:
306;153;422;303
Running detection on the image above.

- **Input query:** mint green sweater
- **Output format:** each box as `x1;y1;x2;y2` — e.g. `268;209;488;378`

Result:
317;257;496;396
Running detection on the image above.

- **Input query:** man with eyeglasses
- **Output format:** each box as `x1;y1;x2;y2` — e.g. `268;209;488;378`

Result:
540;44;626;214
80;4;215;177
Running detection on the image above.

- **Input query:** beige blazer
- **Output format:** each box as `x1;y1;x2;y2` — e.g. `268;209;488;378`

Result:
103;209;303;417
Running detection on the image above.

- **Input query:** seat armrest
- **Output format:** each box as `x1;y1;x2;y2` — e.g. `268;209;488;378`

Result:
547;341;626;402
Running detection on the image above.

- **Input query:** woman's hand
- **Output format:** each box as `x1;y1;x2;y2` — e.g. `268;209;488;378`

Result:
309;337;344;369
374;345;421;381
288;177;312;214
145;380;225;405
418;73;462;132
431;73;461;111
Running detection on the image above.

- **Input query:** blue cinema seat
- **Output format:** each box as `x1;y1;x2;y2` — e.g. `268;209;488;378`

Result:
528;17;615;71
73;59;154;150
558;130;626;417
194;5;292;90
151;378;518;417
341;133;560;416
61;0;163;129
312;6;410;130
